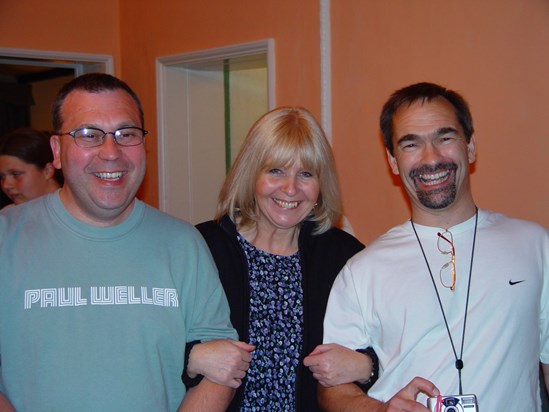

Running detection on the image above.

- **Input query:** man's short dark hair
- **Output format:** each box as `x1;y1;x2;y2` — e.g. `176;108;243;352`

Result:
52;73;144;133
380;82;474;156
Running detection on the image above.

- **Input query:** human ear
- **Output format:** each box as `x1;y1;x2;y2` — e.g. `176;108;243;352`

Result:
386;149;400;175
43;162;55;179
50;135;62;170
467;135;476;164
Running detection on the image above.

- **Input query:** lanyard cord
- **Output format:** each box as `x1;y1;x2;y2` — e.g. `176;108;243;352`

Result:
410;208;478;395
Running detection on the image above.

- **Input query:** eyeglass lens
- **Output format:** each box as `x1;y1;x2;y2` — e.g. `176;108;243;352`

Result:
437;231;456;290
72;127;146;147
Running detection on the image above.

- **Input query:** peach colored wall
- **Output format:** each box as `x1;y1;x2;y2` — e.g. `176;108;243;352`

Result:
118;0;322;206
2;1;547;244
0;0;121;60
332;0;549;243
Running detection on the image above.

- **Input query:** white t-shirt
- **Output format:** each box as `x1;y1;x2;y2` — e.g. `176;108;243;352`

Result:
324;209;549;412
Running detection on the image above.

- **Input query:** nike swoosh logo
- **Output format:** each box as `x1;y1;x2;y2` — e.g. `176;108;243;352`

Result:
509;280;525;285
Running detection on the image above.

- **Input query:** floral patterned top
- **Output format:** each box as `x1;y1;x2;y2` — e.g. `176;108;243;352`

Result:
238;235;304;411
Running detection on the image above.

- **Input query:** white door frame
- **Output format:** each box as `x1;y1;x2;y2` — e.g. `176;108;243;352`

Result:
0;47;114;75
156;39;275;222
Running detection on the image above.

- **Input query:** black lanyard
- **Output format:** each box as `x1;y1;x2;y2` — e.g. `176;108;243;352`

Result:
410;208;478;395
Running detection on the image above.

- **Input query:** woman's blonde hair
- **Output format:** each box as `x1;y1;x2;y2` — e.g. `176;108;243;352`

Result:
215;106;342;234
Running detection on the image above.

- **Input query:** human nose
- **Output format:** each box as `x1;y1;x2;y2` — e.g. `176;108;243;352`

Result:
281;176;297;195
97;134;122;159
421;142;443;164
1;176;13;193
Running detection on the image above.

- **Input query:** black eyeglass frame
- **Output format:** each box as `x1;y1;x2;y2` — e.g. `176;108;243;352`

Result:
57;127;149;148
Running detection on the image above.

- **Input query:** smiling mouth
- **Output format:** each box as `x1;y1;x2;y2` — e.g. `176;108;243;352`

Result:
418;170;450;186
410;163;457;187
94;171;125;181
273;198;300;209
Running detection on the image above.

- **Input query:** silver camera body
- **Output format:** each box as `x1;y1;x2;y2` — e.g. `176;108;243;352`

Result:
427;394;478;412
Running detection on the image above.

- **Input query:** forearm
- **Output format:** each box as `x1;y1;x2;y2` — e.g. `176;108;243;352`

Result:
0;393;15;412
317;383;382;412
178;379;235;412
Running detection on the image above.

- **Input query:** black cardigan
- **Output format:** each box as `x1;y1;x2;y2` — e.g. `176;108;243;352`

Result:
196;215;365;411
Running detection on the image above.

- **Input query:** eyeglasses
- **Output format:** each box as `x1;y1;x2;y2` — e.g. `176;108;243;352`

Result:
57;127;148;148
437;230;456;291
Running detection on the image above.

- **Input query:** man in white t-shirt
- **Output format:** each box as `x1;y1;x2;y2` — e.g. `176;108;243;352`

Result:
319;82;549;412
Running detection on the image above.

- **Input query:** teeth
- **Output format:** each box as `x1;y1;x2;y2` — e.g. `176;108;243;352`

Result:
274;199;299;209
419;171;449;186
95;172;123;180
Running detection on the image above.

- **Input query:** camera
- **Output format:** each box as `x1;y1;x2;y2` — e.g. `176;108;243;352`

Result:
427;394;478;412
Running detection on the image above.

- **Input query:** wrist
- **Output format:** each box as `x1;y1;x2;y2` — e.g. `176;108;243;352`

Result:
186;343;201;377
182;340;205;389
355;347;379;392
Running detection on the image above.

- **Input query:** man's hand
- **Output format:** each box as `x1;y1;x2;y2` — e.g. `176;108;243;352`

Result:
304;343;373;387
375;377;439;412
187;339;255;388
318;376;439;412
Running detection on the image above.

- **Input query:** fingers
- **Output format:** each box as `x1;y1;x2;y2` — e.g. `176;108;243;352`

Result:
204;361;247;388
303;354;315;367
398;377;439;399
228;340;255;363
312;372;334;388
205;375;243;389
230;340;256;352
306;344;373;387
306;343;333;359
304;343;336;367
221;340;254;387
383;377;440;412
189;339;255;388
225;377;243;389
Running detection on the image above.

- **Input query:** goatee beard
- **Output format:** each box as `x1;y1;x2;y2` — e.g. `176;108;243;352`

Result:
417;184;457;209
410;162;457;209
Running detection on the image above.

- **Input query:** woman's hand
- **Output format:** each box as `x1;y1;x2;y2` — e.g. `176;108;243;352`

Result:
187;339;255;388
304;343;373;387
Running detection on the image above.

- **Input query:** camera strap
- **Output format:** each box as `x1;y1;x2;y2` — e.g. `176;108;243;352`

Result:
410;208;478;395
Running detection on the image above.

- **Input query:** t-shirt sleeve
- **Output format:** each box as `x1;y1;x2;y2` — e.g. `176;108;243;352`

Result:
323;263;370;349
188;281;238;342
184;234;238;343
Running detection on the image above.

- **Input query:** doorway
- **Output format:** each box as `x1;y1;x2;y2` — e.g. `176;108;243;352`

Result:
156;39;275;224
0;48;113;208
0;48;113;134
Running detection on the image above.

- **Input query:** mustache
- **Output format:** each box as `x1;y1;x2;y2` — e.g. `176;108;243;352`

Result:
409;162;457;179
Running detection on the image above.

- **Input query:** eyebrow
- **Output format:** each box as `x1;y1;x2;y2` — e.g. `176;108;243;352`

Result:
396;127;460;146
436;127;460;136
72;122;141;130
0;168;25;174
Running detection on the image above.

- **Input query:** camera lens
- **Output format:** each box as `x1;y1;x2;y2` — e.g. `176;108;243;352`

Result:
446;408;457;412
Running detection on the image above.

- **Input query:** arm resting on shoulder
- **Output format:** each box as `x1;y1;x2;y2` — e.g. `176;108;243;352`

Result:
0;393;15;412
177;378;235;412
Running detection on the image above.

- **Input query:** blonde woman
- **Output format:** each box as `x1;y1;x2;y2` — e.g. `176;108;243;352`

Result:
187;107;377;411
